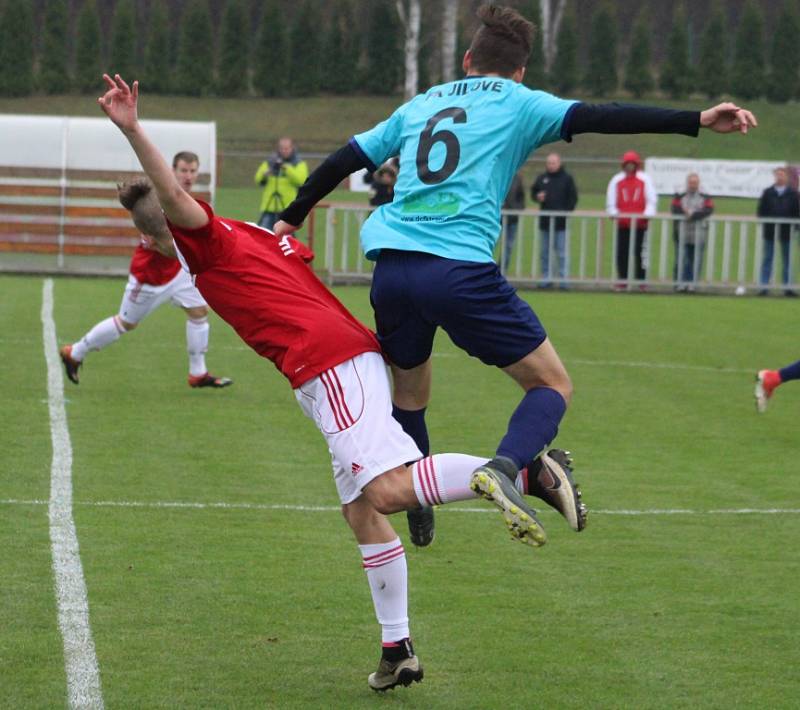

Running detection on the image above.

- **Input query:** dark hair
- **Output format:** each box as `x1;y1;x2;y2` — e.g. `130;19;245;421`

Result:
172;151;199;167
117;177;153;211
468;4;534;76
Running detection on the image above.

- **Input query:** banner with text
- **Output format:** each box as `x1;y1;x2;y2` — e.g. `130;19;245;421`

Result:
644;158;785;198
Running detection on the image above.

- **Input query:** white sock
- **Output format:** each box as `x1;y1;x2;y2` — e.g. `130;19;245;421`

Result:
71;315;126;361
186;317;209;376
411;453;486;507
359;538;409;643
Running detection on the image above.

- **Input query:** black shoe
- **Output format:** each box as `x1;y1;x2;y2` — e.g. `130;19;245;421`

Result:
785;290;798;298
188;373;233;388
470;456;546;548
757;289;769;297
59;345;81;384
528;449;587;532
406;506;435;547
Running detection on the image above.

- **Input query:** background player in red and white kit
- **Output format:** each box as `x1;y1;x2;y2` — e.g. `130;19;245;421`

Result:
97;73;583;692
59;151;232;389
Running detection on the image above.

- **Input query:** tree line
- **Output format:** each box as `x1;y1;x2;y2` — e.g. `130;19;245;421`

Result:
0;0;797;103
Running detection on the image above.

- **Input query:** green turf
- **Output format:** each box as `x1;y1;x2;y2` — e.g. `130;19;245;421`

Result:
2;276;799;708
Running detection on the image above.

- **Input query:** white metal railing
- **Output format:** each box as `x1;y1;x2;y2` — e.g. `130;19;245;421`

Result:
320;204;800;294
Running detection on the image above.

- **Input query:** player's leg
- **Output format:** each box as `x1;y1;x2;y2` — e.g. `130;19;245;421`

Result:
60;275;156;384
371;250;437;546
425;257;586;533
755;358;800;412
340;496;423;691
169;272;232;388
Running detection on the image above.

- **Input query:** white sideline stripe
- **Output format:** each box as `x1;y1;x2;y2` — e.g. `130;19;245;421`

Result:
0;335;757;376
2;497;799;516
41;279;104;710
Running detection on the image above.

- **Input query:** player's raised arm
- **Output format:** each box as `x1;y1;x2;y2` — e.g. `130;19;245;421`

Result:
97;74;208;229
273;142;370;236
561;101;757;141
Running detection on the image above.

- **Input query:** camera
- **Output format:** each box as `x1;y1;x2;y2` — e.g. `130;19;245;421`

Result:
270;158;284;176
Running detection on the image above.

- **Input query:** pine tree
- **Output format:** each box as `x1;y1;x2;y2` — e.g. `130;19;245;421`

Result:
322;0;359;94
730;0;765;100
175;0;214;96
696;2;727;99
40;0;71;94
217;0;248;96
584;4;617;96
288;1;321;96
0;1;35;96
659;4;692;99
551;11;578;94
363;0;402;94
75;0;103;94
623;13;654;98
766;0;800;102
144;2;171;93
110;0;137;81
523;0;547;90
253;1;288;97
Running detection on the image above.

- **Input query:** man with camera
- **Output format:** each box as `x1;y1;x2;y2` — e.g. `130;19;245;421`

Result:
255;137;309;230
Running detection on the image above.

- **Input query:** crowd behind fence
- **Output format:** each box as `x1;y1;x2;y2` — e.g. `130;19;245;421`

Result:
317;204;800;295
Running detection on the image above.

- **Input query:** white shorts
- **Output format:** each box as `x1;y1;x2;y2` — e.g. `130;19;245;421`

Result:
119;271;207;324
295;351;422;505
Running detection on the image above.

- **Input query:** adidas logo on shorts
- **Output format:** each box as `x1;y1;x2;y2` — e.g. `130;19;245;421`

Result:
352;462;364;475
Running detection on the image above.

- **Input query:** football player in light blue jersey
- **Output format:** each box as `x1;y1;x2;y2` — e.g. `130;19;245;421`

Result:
349;75;575;264
275;4;756;565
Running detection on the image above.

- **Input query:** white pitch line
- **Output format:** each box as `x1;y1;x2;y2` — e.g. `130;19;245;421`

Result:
2;497;798;516
0;337;756;375
41;279;104;710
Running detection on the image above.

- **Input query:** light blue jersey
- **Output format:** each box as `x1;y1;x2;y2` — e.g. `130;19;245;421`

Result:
351;77;576;263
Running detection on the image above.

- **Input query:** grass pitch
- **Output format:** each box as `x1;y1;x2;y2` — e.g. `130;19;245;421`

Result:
2;275;799;708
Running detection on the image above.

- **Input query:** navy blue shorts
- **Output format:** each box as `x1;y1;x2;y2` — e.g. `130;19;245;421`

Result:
370;250;547;370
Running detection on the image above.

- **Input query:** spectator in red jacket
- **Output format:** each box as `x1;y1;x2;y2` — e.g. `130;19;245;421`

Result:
606;150;657;290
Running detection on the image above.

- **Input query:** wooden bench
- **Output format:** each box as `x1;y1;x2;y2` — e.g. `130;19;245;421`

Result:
0;166;211;257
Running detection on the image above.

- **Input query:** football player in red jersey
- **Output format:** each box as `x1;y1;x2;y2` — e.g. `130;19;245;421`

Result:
96;73;584;691
59;151;232;389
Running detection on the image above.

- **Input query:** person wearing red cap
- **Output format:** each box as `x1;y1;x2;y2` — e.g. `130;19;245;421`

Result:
606;150;657;290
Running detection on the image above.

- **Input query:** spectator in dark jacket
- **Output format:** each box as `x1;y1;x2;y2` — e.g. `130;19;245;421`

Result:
758;167;800;295
532;153;578;288
670;173;714;290
501;171;525;272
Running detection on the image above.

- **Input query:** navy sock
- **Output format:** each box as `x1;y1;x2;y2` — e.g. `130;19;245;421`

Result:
779;359;800;382
496;387;567;470
392;405;430;456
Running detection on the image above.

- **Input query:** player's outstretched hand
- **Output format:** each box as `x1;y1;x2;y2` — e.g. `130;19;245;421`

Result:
699;102;757;135
272;220;299;237
98;73;139;133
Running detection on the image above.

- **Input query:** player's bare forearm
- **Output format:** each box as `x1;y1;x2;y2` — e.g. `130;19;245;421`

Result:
98;74;207;229
121;125;206;228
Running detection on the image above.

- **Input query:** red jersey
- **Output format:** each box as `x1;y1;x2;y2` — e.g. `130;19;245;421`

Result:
129;237;181;285
167;201;380;388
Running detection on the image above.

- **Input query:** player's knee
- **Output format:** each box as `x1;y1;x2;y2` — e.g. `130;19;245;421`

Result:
185;306;208;320
119;318;137;331
363;477;402;516
555;374;573;405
